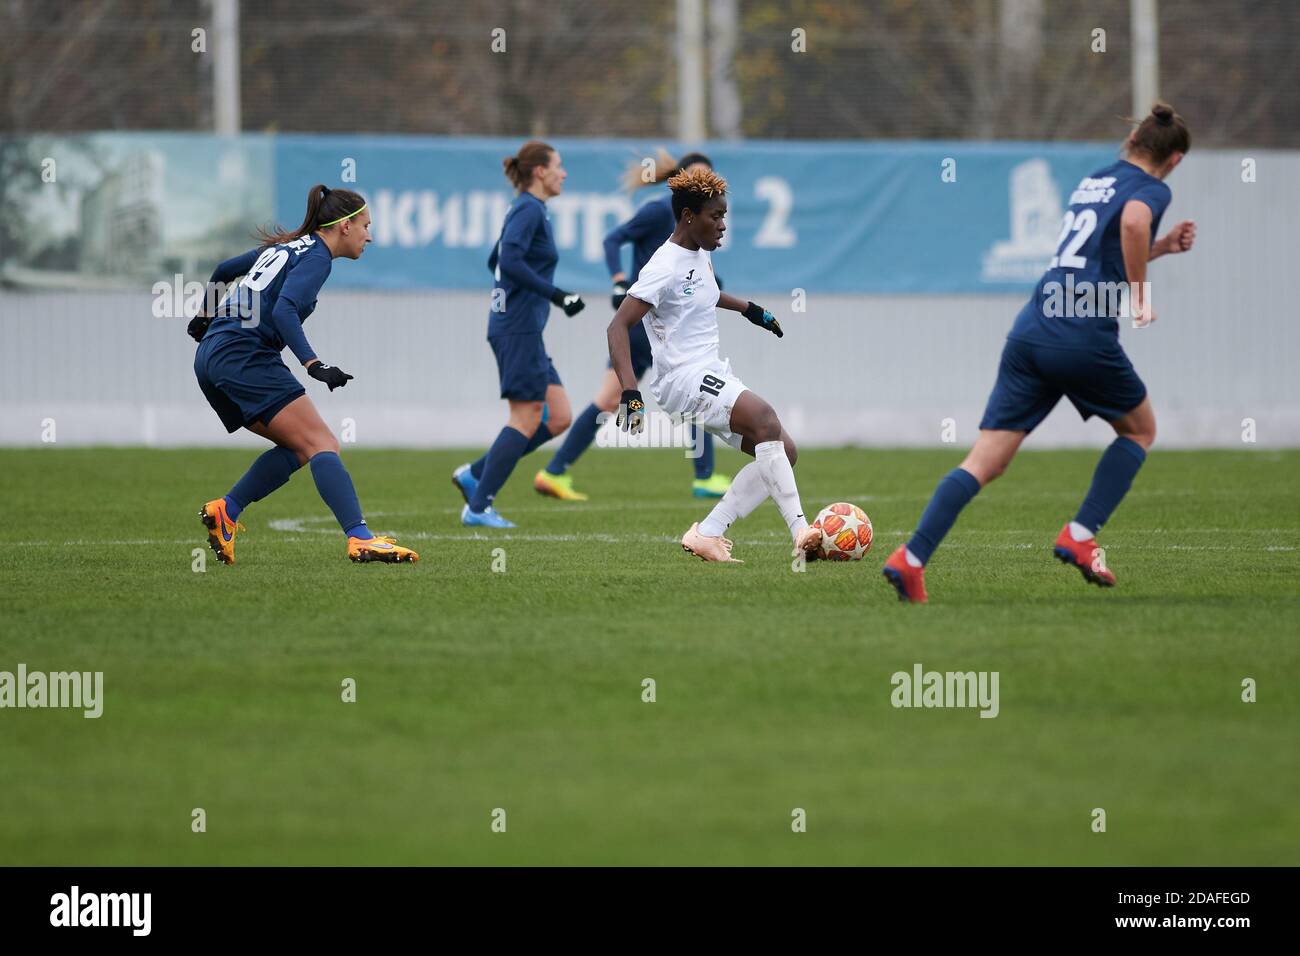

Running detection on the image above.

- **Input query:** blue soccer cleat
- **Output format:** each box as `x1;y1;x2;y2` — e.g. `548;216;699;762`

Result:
451;463;478;505
461;504;516;528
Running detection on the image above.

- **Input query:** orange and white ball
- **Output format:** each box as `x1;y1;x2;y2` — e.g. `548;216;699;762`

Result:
812;502;874;561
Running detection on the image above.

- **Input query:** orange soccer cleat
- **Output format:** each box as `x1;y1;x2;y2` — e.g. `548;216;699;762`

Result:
881;545;928;603
200;498;245;565
1052;524;1115;587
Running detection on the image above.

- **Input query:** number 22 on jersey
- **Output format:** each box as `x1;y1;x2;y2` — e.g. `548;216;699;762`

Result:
1049;208;1097;270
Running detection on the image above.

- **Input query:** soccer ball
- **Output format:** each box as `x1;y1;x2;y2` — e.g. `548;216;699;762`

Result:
812;502;874;561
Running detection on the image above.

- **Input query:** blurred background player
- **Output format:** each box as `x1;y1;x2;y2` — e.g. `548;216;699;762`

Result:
452;141;586;528
883;104;1196;602
535;150;732;501
190;185;418;564
609;167;820;564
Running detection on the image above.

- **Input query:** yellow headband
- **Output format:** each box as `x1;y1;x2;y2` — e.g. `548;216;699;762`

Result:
318;204;366;228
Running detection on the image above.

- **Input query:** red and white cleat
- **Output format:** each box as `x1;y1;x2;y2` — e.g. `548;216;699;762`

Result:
680;523;743;563
881;545;928;603
1052;524;1115;587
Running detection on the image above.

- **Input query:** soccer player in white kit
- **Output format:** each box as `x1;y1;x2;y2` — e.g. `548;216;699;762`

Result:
607;168;821;563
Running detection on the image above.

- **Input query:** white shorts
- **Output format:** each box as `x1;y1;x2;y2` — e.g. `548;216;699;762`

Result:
650;358;749;452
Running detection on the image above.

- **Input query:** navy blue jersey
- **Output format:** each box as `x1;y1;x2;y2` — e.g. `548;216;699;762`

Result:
1010;159;1171;349
486;192;559;336
603;193;675;283
205;234;332;364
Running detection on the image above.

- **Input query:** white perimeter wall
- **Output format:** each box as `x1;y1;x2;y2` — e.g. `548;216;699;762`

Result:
2;150;1297;448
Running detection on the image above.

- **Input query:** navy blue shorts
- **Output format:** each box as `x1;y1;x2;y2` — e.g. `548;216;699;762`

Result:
489;332;561;401
194;333;305;434
608;321;654;379
980;337;1147;433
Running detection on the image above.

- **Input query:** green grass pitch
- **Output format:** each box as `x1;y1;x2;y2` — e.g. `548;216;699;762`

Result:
1;446;1297;865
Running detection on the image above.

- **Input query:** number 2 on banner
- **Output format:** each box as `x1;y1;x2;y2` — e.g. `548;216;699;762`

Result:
1049;208;1097;269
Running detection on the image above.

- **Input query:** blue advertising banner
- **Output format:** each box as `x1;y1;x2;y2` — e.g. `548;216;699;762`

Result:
274;135;1118;293
1;133;1118;294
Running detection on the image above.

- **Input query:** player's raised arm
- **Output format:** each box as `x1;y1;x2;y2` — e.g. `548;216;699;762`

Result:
718;291;783;338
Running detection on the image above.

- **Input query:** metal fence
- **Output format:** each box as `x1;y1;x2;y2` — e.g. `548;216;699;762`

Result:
2;0;1297;145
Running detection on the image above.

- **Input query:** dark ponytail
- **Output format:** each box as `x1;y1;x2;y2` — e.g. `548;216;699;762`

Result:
257;184;366;246
1128;102;1190;164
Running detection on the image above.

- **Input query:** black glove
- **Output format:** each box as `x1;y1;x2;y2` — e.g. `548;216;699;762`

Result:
611;280;629;310
742;300;783;338
550;289;586;317
308;362;354;391
616;389;645;434
187;315;211;343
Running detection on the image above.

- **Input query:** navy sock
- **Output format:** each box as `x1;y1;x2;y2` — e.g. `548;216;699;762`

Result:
1074;437;1147;533
225;446;301;520
523;423;553;456
308;451;366;536
546;402;602;476
693;428;715;480
469;426;530;512
907;467;982;566
469;454;487;480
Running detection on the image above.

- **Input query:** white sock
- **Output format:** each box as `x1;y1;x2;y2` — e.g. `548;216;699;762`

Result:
905;548;924;568
698;461;767;537
1069;520;1095;542
754;440;808;541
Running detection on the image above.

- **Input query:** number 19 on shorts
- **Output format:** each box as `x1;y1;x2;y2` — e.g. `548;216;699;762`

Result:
699;374;727;397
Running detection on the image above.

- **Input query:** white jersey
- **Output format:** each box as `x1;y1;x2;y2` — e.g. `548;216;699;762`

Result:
627;239;721;385
626;239;748;451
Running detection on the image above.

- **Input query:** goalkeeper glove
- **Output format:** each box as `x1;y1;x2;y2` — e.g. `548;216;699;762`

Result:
743;300;783;338
550;289;586;317
308;362;354;391
616;389;645;434
187;315;211;343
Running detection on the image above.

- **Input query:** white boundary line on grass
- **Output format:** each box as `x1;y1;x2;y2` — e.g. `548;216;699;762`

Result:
5;517;1296;552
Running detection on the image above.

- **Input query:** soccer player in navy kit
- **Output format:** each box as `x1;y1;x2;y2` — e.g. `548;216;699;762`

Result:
452;141;586;528
535;151;732;501
190;185;418;564
883;104;1196;602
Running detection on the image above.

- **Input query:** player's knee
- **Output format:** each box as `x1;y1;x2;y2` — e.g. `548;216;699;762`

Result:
1116;420;1155;450
306;432;340;457
509;404;544;436
594;395;618;415
548;412;572;435
756;408;783;445
962;454;1003;485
